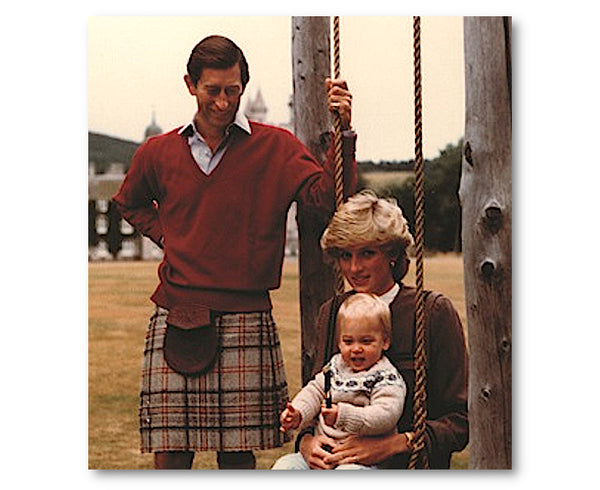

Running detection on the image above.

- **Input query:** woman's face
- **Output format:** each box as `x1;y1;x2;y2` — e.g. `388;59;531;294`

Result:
337;246;395;295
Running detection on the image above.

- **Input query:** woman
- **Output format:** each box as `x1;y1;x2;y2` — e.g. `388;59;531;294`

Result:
296;190;468;469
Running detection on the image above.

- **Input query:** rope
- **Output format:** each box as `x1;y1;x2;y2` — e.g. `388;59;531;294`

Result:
328;15;428;467
408;15;429;470
332;15;345;295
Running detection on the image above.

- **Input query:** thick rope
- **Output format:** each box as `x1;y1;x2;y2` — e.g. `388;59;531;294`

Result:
408;15;429;470
332;15;345;295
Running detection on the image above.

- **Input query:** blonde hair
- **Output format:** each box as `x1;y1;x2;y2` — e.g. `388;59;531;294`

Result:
336;293;392;341
321;189;414;262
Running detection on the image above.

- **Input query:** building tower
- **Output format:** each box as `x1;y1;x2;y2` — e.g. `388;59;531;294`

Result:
244;88;268;122
144;111;163;140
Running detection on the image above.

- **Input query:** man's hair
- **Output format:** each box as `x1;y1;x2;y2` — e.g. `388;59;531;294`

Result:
186;35;250;88
320;189;414;281
336;293;392;342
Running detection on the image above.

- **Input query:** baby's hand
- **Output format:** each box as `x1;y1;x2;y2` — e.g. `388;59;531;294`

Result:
321;403;339;427
280;402;302;432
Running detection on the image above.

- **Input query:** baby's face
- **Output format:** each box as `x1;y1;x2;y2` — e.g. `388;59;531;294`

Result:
338;315;390;372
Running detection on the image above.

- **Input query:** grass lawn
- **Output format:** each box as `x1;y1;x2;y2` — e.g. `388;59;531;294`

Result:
360;170;412;192
88;254;468;469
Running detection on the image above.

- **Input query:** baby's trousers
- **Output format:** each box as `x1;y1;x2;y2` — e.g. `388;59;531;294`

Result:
271;452;375;470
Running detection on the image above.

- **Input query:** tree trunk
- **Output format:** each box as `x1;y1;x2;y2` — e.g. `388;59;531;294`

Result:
291;16;337;384
459;16;512;469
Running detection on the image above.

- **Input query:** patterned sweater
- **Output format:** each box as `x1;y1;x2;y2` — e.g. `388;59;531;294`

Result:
292;353;406;440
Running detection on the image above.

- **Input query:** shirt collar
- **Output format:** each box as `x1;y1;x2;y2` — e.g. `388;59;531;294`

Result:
232;110;251;134
178;110;252;139
379;283;400;305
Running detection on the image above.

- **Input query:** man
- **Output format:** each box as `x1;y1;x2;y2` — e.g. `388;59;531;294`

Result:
112;35;356;469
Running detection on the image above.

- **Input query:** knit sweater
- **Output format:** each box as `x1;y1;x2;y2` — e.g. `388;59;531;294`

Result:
293;354;406;440
112;122;356;315
309;285;469;468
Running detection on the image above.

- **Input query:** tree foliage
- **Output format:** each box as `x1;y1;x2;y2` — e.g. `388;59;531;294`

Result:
357;140;463;252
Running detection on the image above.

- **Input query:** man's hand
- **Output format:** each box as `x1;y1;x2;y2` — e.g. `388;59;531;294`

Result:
280;402;302;432
326;78;352;130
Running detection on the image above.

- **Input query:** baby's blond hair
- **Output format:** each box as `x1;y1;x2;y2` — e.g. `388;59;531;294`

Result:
336;293;392;341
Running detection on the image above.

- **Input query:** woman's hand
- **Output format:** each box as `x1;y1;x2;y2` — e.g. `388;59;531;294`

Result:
325;432;412;467
299;433;339;470
325;78;352;130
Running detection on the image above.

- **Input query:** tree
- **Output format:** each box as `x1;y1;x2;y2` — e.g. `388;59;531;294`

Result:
291;16;338;384
459;16;512;469
425;143;463;252
364;140;463;253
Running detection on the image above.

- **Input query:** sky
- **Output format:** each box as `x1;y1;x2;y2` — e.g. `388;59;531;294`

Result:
88;16;464;162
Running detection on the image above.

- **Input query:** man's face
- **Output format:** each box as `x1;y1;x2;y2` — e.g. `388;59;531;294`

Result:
185;64;244;136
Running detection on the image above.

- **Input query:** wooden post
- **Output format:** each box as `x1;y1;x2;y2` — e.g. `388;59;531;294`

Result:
459;16;512;469
291;16;337;384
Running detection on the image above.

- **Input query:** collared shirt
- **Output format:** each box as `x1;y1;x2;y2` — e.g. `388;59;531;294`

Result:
178;111;252;175
379;283;401;305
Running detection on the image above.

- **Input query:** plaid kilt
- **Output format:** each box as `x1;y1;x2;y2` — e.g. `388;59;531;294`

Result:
139;306;291;453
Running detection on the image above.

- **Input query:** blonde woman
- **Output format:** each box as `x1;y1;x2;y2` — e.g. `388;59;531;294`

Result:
296;190;468;469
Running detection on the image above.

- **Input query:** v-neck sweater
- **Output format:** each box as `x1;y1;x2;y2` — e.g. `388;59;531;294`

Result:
113;121;356;314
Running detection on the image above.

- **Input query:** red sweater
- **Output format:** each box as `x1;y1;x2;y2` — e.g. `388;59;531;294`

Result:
113;122;356;314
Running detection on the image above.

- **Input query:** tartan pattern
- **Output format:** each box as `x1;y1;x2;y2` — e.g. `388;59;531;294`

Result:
139;307;291;453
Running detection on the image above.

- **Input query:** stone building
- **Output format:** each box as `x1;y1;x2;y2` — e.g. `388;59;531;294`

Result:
244;88;268;122
88;114;164;261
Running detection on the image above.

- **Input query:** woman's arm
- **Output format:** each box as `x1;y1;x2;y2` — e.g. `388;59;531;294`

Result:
325;431;414;467
423;294;469;467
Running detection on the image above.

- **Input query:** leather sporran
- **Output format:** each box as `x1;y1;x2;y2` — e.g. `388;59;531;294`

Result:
163;305;219;376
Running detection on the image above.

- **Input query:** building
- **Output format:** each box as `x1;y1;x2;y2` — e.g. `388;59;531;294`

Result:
88;114;164;261
244;88;268;122
144;111;162;140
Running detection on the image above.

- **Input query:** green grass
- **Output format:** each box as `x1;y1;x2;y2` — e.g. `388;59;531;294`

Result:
88;255;469;469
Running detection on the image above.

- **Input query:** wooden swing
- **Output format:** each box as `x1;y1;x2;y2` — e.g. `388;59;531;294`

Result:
330;16;429;469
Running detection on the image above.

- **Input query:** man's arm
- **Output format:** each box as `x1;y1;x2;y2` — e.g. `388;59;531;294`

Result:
292;78;357;215
323;77;357;200
326;77;352;131
112;144;163;247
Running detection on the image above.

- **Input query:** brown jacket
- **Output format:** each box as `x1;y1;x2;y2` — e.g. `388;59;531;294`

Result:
308;284;469;469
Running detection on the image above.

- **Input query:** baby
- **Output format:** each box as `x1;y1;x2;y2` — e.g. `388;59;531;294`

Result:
272;293;406;470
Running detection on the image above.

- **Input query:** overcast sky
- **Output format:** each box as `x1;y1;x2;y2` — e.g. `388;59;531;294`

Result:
88;16;464;162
